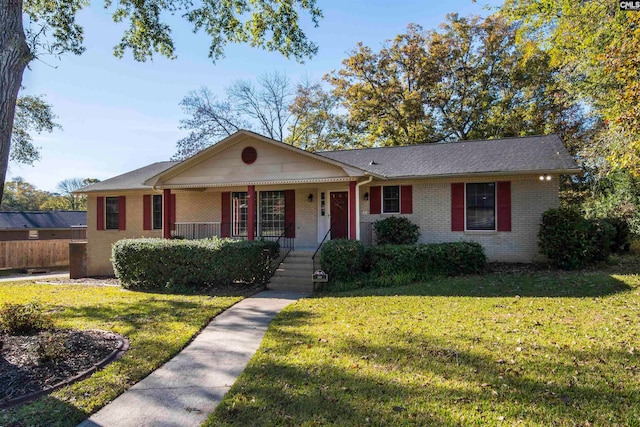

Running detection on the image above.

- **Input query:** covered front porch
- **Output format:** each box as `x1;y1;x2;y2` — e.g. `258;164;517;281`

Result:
160;180;374;247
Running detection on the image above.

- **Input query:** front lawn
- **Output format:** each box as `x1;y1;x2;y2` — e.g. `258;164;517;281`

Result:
0;282;243;426
208;261;640;426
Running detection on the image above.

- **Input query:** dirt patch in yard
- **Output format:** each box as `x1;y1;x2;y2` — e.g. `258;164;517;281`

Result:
0;329;127;408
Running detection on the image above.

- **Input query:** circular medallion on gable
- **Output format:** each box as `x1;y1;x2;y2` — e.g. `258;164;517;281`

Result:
242;146;257;164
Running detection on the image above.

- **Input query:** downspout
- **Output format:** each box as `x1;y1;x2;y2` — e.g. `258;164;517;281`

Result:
355;175;374;240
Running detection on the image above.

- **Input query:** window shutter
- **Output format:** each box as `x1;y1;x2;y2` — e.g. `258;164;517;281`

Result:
400;185;413;214
118;196;126;230
221;192;231;237
451;183;465;231
170;194;176;230
143;195;151;230
285;190;296;238
370;186;381;214
497;181;512;232
96;196;104;230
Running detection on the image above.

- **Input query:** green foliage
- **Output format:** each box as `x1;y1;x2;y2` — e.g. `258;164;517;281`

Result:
34;332;68;363
373;216;420;245
323;14;583;147
112;237;278;291
0;301;53;335
319;239;365;280
538;207;617;269
365;242;486;281
11;95;61;165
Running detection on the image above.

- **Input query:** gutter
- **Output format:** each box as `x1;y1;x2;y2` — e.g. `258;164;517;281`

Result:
355;175;374;240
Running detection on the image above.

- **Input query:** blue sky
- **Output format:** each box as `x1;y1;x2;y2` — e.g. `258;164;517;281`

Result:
13;0;501;193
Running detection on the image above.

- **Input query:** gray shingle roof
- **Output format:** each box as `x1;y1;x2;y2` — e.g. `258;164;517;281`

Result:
78;161;179;193
0;211;87;229
318;134;579;178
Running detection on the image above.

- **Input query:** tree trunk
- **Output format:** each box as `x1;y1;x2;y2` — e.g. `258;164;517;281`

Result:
0;0;31;203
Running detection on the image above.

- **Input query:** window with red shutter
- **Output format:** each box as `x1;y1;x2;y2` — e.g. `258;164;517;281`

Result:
118;196;126;230
96;196;104;230
497;181;512;232
143;195;151;230
284;190;296;238
451;183;465;231
369;186;381;214
400;185;413;214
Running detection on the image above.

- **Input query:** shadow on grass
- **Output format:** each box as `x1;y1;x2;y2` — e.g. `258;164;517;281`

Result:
321;270;635;298
210;321;639;426
0;395;88;427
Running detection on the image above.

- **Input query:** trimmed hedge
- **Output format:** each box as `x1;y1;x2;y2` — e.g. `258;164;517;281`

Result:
365;242;486;279
112;237;279;290
319;239;365;279
373;216;420;244
538;208;617;270
320;240;486;285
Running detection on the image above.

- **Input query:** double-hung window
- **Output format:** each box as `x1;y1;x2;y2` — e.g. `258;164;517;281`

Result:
105;197;119;230
466;183;495;230
152;195;163;230
382;186;400;213
259;191;285;236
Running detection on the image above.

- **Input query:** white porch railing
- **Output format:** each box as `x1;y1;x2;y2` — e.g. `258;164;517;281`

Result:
173;222;221;240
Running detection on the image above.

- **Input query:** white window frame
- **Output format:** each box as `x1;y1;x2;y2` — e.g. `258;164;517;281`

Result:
381;185;401;214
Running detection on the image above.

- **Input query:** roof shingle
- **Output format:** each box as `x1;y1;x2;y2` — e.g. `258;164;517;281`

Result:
318;134;579;178
0;211;87;229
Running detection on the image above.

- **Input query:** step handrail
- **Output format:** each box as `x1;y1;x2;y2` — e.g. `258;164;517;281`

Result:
311;224;334;290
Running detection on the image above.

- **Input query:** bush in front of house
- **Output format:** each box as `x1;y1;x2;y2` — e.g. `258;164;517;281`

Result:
538;208;617;270
321;240;486;286
319;239;365;280
112;237;279;291
365;242;486;282
0;301;53;335
373;216;420;244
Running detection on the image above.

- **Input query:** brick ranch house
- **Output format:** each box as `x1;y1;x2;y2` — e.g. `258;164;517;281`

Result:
77;130;579;279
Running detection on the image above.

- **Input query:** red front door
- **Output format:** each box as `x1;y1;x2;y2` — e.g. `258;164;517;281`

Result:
330;191;349;239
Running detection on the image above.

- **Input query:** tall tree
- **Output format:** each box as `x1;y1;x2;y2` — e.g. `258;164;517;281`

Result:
285;79;349;151
501;0;640;174
0;0;322;202
324;14;584;147
175;71;295;159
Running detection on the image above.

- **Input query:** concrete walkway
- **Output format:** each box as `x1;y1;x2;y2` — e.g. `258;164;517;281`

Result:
0;271;69;282
77;290;306;427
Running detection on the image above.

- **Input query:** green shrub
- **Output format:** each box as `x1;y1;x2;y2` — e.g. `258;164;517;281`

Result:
365;242;486;281
602;217;632;253
373;216;420;244
538;208;617;269
320;239;365;281
0;301;53;335
112;237;279;291
587;218;616;262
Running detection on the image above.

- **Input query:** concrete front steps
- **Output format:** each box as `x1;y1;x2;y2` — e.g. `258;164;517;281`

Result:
268;250;316;292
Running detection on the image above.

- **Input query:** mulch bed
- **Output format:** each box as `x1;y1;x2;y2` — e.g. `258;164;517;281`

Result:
0;329;126;408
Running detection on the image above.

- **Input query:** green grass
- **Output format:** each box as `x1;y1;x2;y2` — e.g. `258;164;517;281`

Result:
207;257;640;426
0;282;243;426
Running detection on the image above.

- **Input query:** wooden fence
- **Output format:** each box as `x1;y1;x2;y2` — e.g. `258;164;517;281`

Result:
0;240;70;270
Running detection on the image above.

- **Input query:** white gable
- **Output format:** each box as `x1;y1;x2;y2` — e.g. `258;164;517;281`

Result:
159;135;358;187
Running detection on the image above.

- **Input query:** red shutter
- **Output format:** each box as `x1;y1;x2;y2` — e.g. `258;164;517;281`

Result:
370;186;381;214
221;192;231;238
143;195;151;230
285;190;296;238
497;181;512;232
400;185;413;214
451;183;465;231
96;196;104;231
170;194;176;230
118;196;126;230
